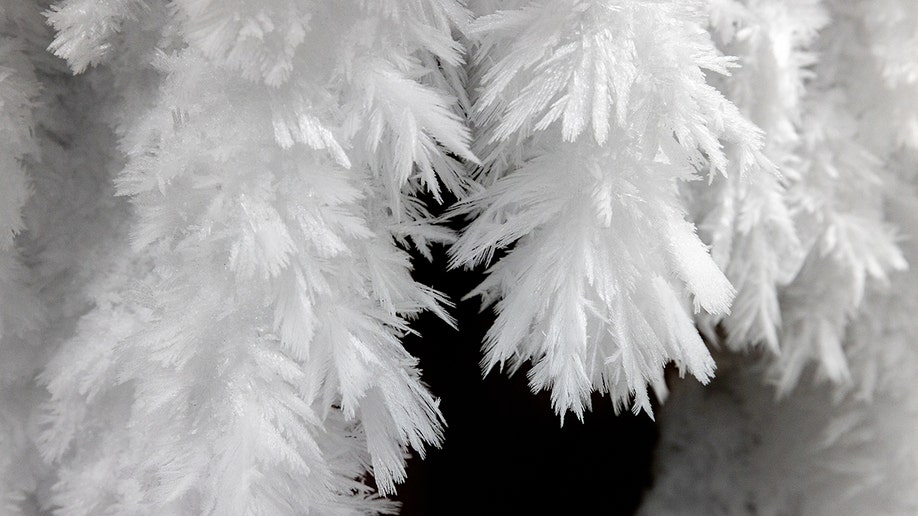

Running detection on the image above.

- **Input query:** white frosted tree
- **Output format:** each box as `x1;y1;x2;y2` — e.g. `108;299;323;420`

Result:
0;0;917;513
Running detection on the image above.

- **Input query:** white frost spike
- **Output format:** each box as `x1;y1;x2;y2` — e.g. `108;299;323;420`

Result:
665;220;735;315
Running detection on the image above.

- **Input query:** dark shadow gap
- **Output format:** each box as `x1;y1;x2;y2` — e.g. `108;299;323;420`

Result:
397;206;659;513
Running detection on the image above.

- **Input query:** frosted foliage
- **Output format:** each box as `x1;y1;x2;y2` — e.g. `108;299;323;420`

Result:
45;0;153;73
692;0;909;393
453;0;775;417
760;0;908;393
0;6;47;514
695;0;823;352
0;27;41;347
2;0;918;513
644;0;918;513
23;0;472;513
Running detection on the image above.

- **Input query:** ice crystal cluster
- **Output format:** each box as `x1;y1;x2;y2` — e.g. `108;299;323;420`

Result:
0;0;916;513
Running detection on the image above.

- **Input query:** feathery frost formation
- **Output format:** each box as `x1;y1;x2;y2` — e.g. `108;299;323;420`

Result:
8;0;473;513
0;4;44;511
644;0;918;512
453;0;772;418
0;0;917;513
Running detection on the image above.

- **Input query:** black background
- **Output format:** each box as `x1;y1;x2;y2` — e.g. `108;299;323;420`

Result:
395;235;659;514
